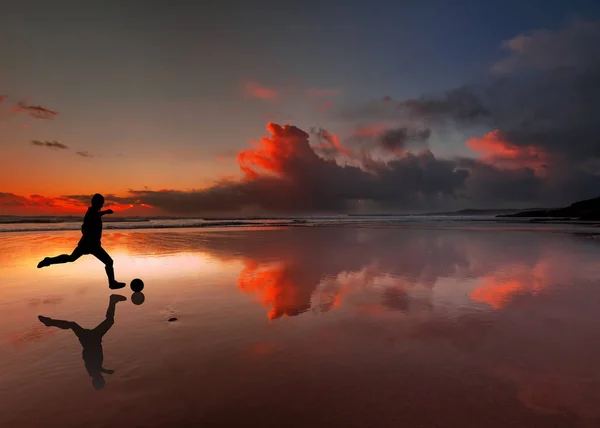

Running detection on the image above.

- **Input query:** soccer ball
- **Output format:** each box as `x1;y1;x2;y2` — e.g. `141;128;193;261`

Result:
130;278;144;292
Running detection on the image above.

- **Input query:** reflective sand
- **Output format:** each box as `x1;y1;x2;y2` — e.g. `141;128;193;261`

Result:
2;226;600;427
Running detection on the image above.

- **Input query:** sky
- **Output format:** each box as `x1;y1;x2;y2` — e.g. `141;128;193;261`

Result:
2;0;600;215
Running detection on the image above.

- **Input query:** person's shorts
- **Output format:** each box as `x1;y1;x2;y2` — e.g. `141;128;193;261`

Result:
77;241;102;255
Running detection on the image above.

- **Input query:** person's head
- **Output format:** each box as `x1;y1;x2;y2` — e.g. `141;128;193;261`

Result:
91;193;105;210
92;375;106;390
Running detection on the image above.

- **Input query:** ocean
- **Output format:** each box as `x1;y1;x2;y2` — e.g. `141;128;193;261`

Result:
2;214;600;234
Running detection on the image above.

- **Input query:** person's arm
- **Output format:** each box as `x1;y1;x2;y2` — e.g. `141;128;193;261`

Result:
101;367;115;374
99;209;114;216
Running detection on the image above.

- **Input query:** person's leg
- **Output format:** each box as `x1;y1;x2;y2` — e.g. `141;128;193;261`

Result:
37;246;84;268
38;316;84;336
92;247;125;289
93;294;126;337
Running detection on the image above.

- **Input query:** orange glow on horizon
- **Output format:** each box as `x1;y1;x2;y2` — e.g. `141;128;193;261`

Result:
0;193;155;216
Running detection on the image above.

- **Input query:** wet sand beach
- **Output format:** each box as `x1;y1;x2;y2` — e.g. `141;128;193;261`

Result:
2;225;600;427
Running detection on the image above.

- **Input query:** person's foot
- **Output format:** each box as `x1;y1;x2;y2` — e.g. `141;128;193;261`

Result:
109;281;126;290
37;258;50;268
110;294;127;302
38;315;52;326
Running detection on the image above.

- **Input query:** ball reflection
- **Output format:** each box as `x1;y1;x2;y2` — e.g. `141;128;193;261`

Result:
131;292;145;305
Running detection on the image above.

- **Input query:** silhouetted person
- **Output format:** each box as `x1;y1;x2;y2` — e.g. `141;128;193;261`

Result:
37;193;126;289
38;294;127;390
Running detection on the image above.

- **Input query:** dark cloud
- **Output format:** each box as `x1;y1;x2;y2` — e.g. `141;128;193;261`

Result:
9;20;600;214
491;17;600;73
402;86;491;123
335;19;600;208
343;20;600;161
123;123;469;214
309;127;352;157
379;127;431;153
29;141;96;159
340;86;490;125
31;140;69;149
494;68;600;162
456;158;543;203
16;102;58;119
0;193;27;208
85;111;599;213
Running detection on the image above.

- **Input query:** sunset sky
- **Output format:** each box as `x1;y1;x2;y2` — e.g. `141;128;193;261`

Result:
2;0;600;215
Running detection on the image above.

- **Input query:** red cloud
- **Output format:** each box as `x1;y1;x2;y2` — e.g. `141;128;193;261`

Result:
0;193;85;214
466;129;548;171
0;193;153;215
0;95;6;104
237;123;357;181
237;123;315;179
243;81;279;101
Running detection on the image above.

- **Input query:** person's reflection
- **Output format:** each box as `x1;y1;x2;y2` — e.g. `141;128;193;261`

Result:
38;294;126;390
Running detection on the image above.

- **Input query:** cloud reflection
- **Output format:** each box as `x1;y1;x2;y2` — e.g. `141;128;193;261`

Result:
4;226;600;423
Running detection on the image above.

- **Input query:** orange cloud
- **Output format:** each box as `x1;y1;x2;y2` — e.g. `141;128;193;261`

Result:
466;130;548;171
243;81;279;101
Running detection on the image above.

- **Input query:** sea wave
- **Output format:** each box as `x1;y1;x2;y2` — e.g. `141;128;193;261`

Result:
1;215;599;234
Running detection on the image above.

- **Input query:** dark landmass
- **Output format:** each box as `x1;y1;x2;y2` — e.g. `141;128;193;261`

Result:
349;208;530;217
498;196;600;220
421;208;525;216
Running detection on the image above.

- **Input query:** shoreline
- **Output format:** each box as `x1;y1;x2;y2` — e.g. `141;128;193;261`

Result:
2;217;600;236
